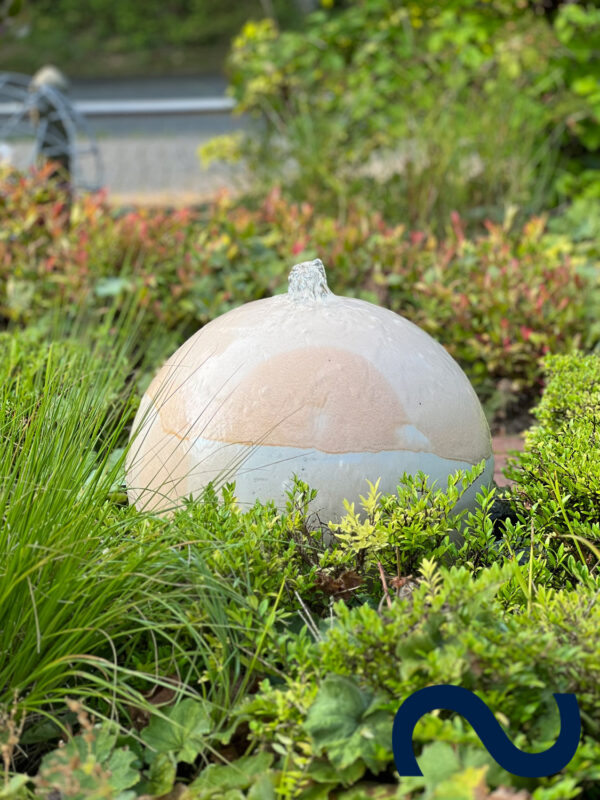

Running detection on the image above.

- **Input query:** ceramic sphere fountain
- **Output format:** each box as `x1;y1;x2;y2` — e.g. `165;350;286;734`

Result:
125;259;493;521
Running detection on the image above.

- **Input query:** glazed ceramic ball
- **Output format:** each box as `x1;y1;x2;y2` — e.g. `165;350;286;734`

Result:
125;259;493;521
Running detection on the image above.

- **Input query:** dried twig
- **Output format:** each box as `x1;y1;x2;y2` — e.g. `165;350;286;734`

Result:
378;561;393;610
294;590;322;641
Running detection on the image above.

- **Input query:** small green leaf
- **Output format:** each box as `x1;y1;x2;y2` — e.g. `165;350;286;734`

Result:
305;675;371;746
0;774;29;798
137;752;176;795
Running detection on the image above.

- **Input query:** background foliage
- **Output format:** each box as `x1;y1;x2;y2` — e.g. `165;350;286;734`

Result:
201;0;600;233
0;0;305;75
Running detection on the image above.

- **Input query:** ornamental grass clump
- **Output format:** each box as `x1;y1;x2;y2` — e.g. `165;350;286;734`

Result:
0;321;288;781
0;325;162;716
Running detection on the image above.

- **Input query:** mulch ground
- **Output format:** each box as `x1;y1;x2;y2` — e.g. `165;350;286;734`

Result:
492;433;526;487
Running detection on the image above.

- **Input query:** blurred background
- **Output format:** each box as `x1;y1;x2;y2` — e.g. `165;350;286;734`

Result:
0;0;313;205
0;0;598;226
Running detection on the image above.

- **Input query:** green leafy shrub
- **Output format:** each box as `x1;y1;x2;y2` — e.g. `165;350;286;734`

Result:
203;1;600;233
164;466;485;620
210;0;560;229
506;352;600;571
327;466;483;577
553;4;600;202
0;0;304;75
216;562;600;799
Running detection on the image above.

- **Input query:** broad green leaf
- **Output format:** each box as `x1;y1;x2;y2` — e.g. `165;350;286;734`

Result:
137;752;177;795
142;699;211;764
325;709;392;772
304;675;372;746
304;676;392;772
190;752;273;794
0;774;29;798
104;749;142;795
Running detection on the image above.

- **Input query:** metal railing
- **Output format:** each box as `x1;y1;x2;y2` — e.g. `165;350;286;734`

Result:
0;96;235;117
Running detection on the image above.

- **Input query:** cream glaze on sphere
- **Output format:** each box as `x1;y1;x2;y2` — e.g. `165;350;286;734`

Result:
126;259;493;521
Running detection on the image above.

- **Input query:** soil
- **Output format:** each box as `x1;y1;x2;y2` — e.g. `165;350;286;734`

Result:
491;407;535;487
492;433;526;487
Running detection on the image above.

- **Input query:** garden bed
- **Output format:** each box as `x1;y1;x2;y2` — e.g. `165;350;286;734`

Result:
3;0;600;795
1;162;599;798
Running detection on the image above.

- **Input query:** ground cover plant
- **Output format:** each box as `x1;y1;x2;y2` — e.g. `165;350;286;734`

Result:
1;166;597;420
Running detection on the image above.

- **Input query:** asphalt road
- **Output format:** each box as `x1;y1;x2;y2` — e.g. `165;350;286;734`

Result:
74;76;248;202
70;75;229;99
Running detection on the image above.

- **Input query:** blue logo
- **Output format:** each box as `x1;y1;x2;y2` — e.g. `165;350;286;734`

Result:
392;685;580;778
